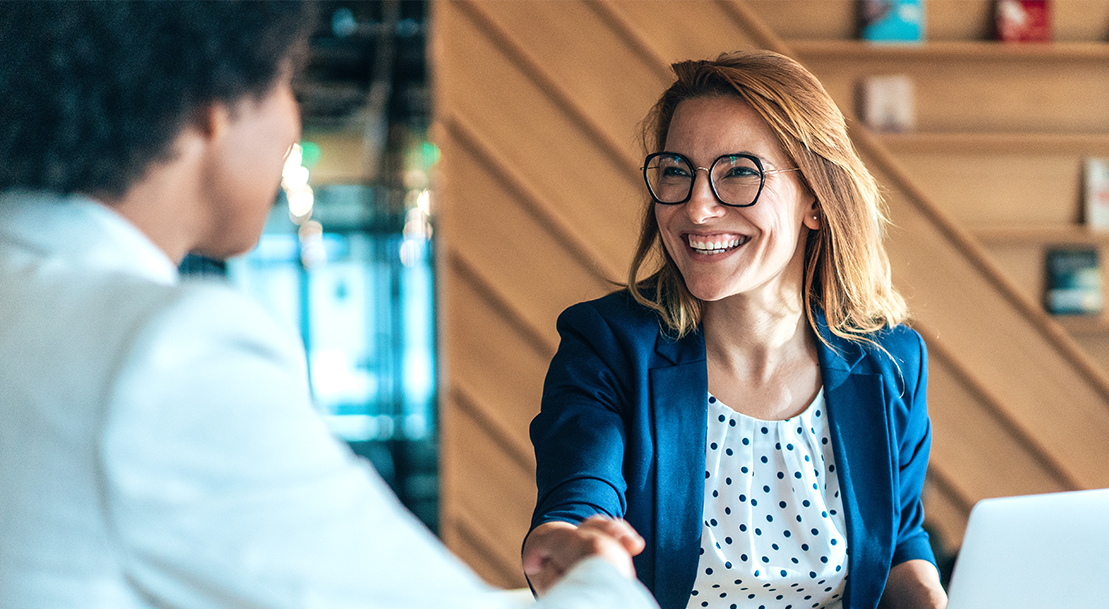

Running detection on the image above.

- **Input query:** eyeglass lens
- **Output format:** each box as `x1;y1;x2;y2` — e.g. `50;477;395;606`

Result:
644;153;764;207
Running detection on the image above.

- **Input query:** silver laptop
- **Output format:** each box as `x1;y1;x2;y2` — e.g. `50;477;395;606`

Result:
945;488;1109;609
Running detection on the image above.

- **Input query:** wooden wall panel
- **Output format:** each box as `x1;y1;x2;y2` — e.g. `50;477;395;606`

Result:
798;51;1109;134
879;135;1109;230
885;149;1085;227
445;262;553;456
605;1;764;63
434;0;649;586
926;350;1070;500
470;1;672;149
1076;333;1109;375
434;0;1109;587
879;183;1109;488
987;245;1050;304
437;125;613;340
440;397;534;588
437;5;642;275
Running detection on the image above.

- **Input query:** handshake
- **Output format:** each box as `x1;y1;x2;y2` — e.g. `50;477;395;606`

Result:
522;516;648;598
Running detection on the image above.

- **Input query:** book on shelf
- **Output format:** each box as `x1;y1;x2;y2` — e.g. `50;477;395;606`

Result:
1084;158;1109;229
857;74;915;133
859;0;925;43
996;0;1052;42
1044;247;1103;316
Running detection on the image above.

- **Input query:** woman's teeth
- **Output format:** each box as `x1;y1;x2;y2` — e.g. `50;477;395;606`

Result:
687;235;748;254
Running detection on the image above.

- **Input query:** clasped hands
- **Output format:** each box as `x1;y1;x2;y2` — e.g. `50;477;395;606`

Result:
521;515;646;595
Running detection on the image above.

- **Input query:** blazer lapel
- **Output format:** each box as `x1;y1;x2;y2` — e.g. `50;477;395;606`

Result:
817;330;895;609
649;330;707;609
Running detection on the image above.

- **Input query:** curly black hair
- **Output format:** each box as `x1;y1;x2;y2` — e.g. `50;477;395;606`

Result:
0;0;315;199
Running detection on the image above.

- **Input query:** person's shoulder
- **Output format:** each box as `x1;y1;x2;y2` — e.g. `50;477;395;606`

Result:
871;322;924;350
162;278;269;317
155;279;293;342
817;314;922;356
858;323;927;385
90;274;262;325
109;277;300;367
559;289;662;337
820;321;924;375
565;289;656;318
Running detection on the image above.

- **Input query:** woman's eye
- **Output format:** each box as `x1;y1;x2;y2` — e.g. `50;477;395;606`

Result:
662;166;691;179
724;166;759;179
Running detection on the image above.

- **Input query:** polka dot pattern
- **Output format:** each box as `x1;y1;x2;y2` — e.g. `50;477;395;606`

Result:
686;390;848;609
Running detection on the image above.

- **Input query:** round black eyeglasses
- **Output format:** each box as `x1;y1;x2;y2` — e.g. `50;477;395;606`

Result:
641;152;800;208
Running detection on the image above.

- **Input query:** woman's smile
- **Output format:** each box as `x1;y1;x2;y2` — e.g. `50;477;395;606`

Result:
685;233;750;256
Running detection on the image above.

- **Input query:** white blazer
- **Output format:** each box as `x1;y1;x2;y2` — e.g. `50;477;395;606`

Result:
0;192;657;609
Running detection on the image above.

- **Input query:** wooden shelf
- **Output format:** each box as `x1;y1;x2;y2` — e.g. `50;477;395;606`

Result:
791;40;1109;62
972;225;1109;246
878;132;1109;155
1054;314;1109;335
973;227;1109;335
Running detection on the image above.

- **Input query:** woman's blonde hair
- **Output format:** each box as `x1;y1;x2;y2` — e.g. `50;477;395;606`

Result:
627;49;908;344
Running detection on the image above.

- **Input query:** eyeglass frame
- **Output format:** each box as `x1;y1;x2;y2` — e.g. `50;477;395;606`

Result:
641;151;801;208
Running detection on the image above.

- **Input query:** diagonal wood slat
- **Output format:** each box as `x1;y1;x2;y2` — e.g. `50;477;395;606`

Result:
439;115;621;283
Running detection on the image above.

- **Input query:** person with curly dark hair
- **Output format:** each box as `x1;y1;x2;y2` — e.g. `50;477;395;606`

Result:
0;3;657;608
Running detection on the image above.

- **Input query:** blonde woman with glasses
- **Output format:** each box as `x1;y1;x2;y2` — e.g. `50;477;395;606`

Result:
523;50;947;609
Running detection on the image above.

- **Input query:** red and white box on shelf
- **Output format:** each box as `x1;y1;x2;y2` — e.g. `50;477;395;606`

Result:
995;0;1052;42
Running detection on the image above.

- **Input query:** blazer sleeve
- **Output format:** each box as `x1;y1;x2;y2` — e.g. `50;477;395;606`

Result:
97;284;659;609
890;328;937;568
530;300;637;529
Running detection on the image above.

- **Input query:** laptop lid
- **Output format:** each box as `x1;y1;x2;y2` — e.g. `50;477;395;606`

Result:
945;488;1109;609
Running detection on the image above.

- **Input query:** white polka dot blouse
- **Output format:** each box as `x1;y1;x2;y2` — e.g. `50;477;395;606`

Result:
686;389;848;609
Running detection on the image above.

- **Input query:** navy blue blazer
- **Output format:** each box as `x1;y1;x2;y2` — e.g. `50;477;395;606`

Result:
529;291;937;609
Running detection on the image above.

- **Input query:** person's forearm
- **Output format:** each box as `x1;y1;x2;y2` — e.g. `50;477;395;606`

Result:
878;559;948;609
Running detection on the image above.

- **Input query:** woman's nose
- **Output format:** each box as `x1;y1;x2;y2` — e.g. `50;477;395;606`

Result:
686;168;726;224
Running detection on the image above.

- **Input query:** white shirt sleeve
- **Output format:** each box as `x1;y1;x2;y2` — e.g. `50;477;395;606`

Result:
536;558;658;609
97;284;657;609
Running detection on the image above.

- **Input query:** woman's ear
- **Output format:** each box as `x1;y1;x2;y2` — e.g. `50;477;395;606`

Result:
803;198;822;231
165;103;233;171
193;101;233;141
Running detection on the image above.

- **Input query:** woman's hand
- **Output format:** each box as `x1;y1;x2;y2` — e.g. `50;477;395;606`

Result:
878;559;949;609
521;516;646;596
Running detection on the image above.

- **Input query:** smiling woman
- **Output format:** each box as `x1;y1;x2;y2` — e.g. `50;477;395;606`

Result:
628;52;907;345
524;50;949;609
